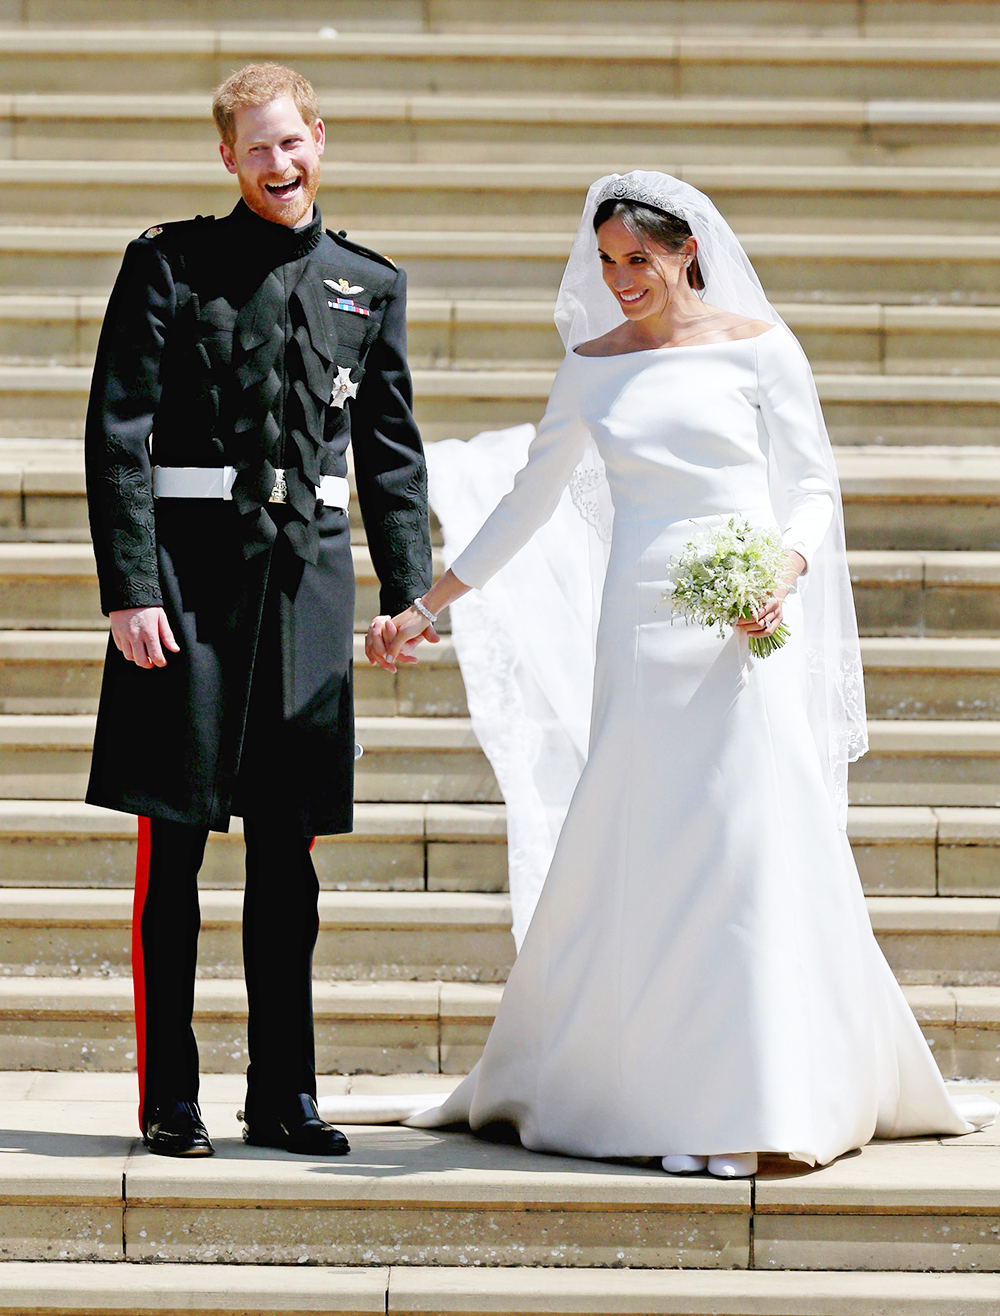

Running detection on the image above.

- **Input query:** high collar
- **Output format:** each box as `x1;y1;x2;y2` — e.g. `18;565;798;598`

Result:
229;198;324;261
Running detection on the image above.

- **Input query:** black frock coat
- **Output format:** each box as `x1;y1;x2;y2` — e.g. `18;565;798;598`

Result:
84;200;432;835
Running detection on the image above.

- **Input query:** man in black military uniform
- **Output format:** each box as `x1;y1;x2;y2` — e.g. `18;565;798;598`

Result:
85;63;432;1157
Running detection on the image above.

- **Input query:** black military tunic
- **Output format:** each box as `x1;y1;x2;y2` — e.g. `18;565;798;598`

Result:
85;199;432;836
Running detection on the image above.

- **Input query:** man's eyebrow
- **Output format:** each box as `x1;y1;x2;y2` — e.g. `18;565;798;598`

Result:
244;132;305;147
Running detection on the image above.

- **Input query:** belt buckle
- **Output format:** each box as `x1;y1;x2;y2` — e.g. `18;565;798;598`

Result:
269;469;288;505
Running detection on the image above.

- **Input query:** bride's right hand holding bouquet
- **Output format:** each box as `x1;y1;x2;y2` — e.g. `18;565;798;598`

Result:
663;517;806;658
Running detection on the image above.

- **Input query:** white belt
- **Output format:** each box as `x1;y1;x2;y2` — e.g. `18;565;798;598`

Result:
152;466;349;511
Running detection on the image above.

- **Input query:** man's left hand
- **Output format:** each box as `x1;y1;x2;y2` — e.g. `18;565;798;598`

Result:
366;611;438;673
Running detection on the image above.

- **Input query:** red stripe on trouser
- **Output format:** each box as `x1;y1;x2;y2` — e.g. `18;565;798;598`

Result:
132;817;152;1131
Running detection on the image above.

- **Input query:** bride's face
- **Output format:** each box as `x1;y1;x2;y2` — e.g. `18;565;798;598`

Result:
596;216;696;321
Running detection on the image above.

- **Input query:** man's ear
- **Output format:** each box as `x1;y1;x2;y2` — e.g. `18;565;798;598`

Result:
219;139;238;175
313;117;326;157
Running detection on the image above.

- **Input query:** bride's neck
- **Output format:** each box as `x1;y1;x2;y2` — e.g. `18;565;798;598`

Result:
629;290;720;350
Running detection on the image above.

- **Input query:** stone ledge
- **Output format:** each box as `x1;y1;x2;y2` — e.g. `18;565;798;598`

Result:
0;1260;388;1313
0;797;507;841
4;159;1000;195
8;712;1000;757
0;30;999;64
1;92;999;129
390;1266;1000;1313
0;886;513;929
5;363;1000;405
2;225;999;262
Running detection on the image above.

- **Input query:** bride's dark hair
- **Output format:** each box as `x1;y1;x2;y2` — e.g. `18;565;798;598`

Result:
593;197;705;291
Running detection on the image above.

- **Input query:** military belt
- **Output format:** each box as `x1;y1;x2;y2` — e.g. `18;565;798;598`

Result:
152;466;349;511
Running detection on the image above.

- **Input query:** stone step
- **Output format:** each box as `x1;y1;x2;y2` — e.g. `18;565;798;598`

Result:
3;224;998;305
850;806;1000;897
0;798;509;892
0;881;997;988
0;630;466;715
3;711;1000;806
1;31;1000;101
0;797;999;900
870;896;1000;986
6;443;1000;547
0;975;498;1073
7;630;1000;721
0;1261;999;1316
0;542;447;628
840;447;1000;550
3;362;1000;443
1;159;999;231
6;441;999;544
5;547;1000;640
0;887;516;983
0;974;991;1080
11;0;1000;35
1;1077;1000;1272
0;712;500;803
851;551;1000;636
854;722;1000;806
861;637;1000;719
10;294;1000;379
4;93;1000;167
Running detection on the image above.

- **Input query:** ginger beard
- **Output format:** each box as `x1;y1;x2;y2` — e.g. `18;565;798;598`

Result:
220;96;324;230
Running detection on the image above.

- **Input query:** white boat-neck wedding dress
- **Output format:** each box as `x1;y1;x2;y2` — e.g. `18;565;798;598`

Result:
323;325;995;1165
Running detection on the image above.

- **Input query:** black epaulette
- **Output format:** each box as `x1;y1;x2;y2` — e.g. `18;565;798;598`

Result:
137;214;216;243
329;228;397;272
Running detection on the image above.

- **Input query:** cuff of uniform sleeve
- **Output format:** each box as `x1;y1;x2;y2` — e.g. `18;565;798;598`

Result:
381;586;432;618
101;590;164;616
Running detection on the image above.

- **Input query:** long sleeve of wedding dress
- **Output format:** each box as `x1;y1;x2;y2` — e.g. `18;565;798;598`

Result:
450;354;590;590
754;328;836;569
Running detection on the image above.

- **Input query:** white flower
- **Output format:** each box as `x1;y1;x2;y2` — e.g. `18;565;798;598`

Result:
663;517;790;658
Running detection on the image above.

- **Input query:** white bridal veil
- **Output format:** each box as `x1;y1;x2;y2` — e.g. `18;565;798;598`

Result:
427;170;868;948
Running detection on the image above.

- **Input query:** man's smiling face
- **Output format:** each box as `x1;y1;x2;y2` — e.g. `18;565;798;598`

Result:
219;95;325;229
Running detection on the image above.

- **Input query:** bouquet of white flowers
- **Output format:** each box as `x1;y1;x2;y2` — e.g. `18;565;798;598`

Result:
662;517;791;659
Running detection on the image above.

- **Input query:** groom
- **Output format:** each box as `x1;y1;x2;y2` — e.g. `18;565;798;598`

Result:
85;63;432;1157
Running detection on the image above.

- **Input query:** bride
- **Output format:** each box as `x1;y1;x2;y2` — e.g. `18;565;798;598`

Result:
339;171;996;1178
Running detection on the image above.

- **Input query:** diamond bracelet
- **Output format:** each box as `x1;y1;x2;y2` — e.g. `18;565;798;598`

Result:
411;597;438;625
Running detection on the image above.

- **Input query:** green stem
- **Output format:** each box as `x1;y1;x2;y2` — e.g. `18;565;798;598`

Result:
747;623;790;660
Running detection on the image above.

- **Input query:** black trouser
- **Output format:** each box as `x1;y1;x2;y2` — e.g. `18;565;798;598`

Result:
132;559;321;1130
132;812;320;1130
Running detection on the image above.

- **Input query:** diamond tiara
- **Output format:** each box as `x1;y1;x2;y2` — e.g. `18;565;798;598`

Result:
594;177;689;222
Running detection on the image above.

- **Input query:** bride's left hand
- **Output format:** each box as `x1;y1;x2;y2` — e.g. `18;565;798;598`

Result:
734;549;806;639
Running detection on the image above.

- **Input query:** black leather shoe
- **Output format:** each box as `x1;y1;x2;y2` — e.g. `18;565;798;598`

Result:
239;1093;350;1156
143;1099;214;1157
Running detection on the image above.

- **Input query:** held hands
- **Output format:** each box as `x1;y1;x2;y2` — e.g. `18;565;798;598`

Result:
366;572;469;673
109;606;180;669
366;606;439;674
734;549;806;641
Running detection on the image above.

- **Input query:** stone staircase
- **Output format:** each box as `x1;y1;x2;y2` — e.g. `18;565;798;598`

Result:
1;0;1000;1311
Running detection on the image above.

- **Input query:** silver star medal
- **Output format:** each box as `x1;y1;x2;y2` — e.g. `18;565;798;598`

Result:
324;277;364;295
331;365;359;409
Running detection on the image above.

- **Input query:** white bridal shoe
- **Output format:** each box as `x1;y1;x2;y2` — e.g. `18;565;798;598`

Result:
661;1154;708;1174
661;1152;758;1178
708;1153;757;1178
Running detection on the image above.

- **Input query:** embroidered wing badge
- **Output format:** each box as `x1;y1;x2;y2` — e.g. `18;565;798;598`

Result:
324;277;370;317
325;277;364;295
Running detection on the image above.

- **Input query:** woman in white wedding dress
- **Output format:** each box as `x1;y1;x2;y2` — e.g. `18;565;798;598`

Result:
334;172;996;1177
